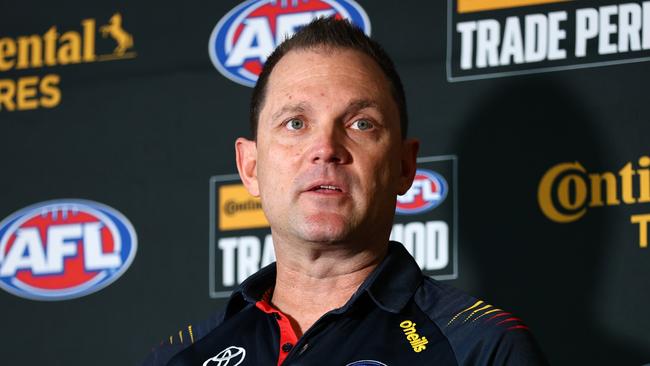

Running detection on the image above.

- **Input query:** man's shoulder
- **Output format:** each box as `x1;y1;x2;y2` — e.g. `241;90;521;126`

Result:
414;278;548;365
414;277;503;330
141;311;224;366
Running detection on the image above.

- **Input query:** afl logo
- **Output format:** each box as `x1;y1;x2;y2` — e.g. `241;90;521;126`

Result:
209;0;371;87
0;200;137;301
396;169;448;215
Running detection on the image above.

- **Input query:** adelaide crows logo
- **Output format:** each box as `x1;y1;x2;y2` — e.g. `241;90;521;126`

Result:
346;361;387;366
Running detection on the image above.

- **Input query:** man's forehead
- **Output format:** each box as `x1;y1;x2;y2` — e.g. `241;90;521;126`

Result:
270;99;381;121
262;47;393;111
268;47;388;88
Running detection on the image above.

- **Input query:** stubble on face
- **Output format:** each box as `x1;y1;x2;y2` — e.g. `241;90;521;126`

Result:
254;47;406;248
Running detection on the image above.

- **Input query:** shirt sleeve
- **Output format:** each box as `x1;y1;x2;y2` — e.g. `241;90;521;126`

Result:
140;312;223;366
478;328;549;366
417;281;549;366
141;343;188;366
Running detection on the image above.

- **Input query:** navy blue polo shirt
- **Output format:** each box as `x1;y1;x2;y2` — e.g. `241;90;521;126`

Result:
143;242;548;365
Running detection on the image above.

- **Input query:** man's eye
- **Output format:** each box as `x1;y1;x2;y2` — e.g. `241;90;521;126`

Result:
351;119;374;130
286;118;304;130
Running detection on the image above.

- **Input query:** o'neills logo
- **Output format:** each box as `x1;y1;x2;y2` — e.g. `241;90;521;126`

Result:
0;12;136;112
399;320;429;353
538;158;650;248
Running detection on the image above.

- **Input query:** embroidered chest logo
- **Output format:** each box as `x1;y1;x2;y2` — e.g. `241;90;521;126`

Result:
203;346;246;366
399;320;429;353
346;361;387;366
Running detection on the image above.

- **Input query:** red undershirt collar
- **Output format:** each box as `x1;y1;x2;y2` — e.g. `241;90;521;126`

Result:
255;287;300;366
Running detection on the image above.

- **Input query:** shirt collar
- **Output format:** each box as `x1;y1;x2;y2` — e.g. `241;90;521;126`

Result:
363;241;423;313
225;241;422;316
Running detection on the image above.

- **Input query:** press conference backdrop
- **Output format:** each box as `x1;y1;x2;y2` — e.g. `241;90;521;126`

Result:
1;0;649;364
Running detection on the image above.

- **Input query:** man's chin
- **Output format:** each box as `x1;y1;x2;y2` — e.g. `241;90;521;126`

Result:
295;214;353;243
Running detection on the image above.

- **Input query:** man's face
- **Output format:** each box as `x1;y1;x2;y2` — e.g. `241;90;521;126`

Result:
237;47;418;245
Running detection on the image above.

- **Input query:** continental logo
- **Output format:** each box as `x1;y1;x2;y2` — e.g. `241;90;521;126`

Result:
218;184;269;231
448;0;650;81
0;12;136;112
538;158;650;248
399;320;429;353
447;300;529;331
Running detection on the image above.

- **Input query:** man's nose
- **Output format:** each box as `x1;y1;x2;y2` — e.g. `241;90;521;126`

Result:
308;125;351;164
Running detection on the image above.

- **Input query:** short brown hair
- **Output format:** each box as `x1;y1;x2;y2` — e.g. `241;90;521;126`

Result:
249;16;408;139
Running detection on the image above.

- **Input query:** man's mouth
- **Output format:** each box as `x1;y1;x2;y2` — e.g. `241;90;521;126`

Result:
311;184;343;193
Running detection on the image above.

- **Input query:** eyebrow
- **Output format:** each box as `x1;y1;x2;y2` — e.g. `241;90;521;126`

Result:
344;99;380;114
271;99;380;121
271;102;309;121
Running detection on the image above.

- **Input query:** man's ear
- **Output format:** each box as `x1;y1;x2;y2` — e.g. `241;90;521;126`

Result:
397;138;420;195
235;137;260;197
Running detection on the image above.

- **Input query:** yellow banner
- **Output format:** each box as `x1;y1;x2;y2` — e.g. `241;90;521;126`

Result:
457;0;570;13
218;184;269;231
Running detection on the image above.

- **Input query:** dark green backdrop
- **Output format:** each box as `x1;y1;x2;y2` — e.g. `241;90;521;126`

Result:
1;1;649;364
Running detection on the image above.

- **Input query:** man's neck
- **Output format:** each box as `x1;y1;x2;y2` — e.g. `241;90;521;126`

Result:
269;237;388;337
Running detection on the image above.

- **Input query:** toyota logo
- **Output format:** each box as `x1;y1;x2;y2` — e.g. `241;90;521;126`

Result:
203;346;246;366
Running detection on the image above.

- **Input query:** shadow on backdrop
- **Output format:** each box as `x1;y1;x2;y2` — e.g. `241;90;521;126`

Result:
455;77;646;365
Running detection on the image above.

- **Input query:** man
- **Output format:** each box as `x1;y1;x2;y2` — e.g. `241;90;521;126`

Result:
144;17;547;365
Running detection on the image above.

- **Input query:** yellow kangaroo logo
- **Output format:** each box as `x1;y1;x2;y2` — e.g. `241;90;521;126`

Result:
100;13;133;56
